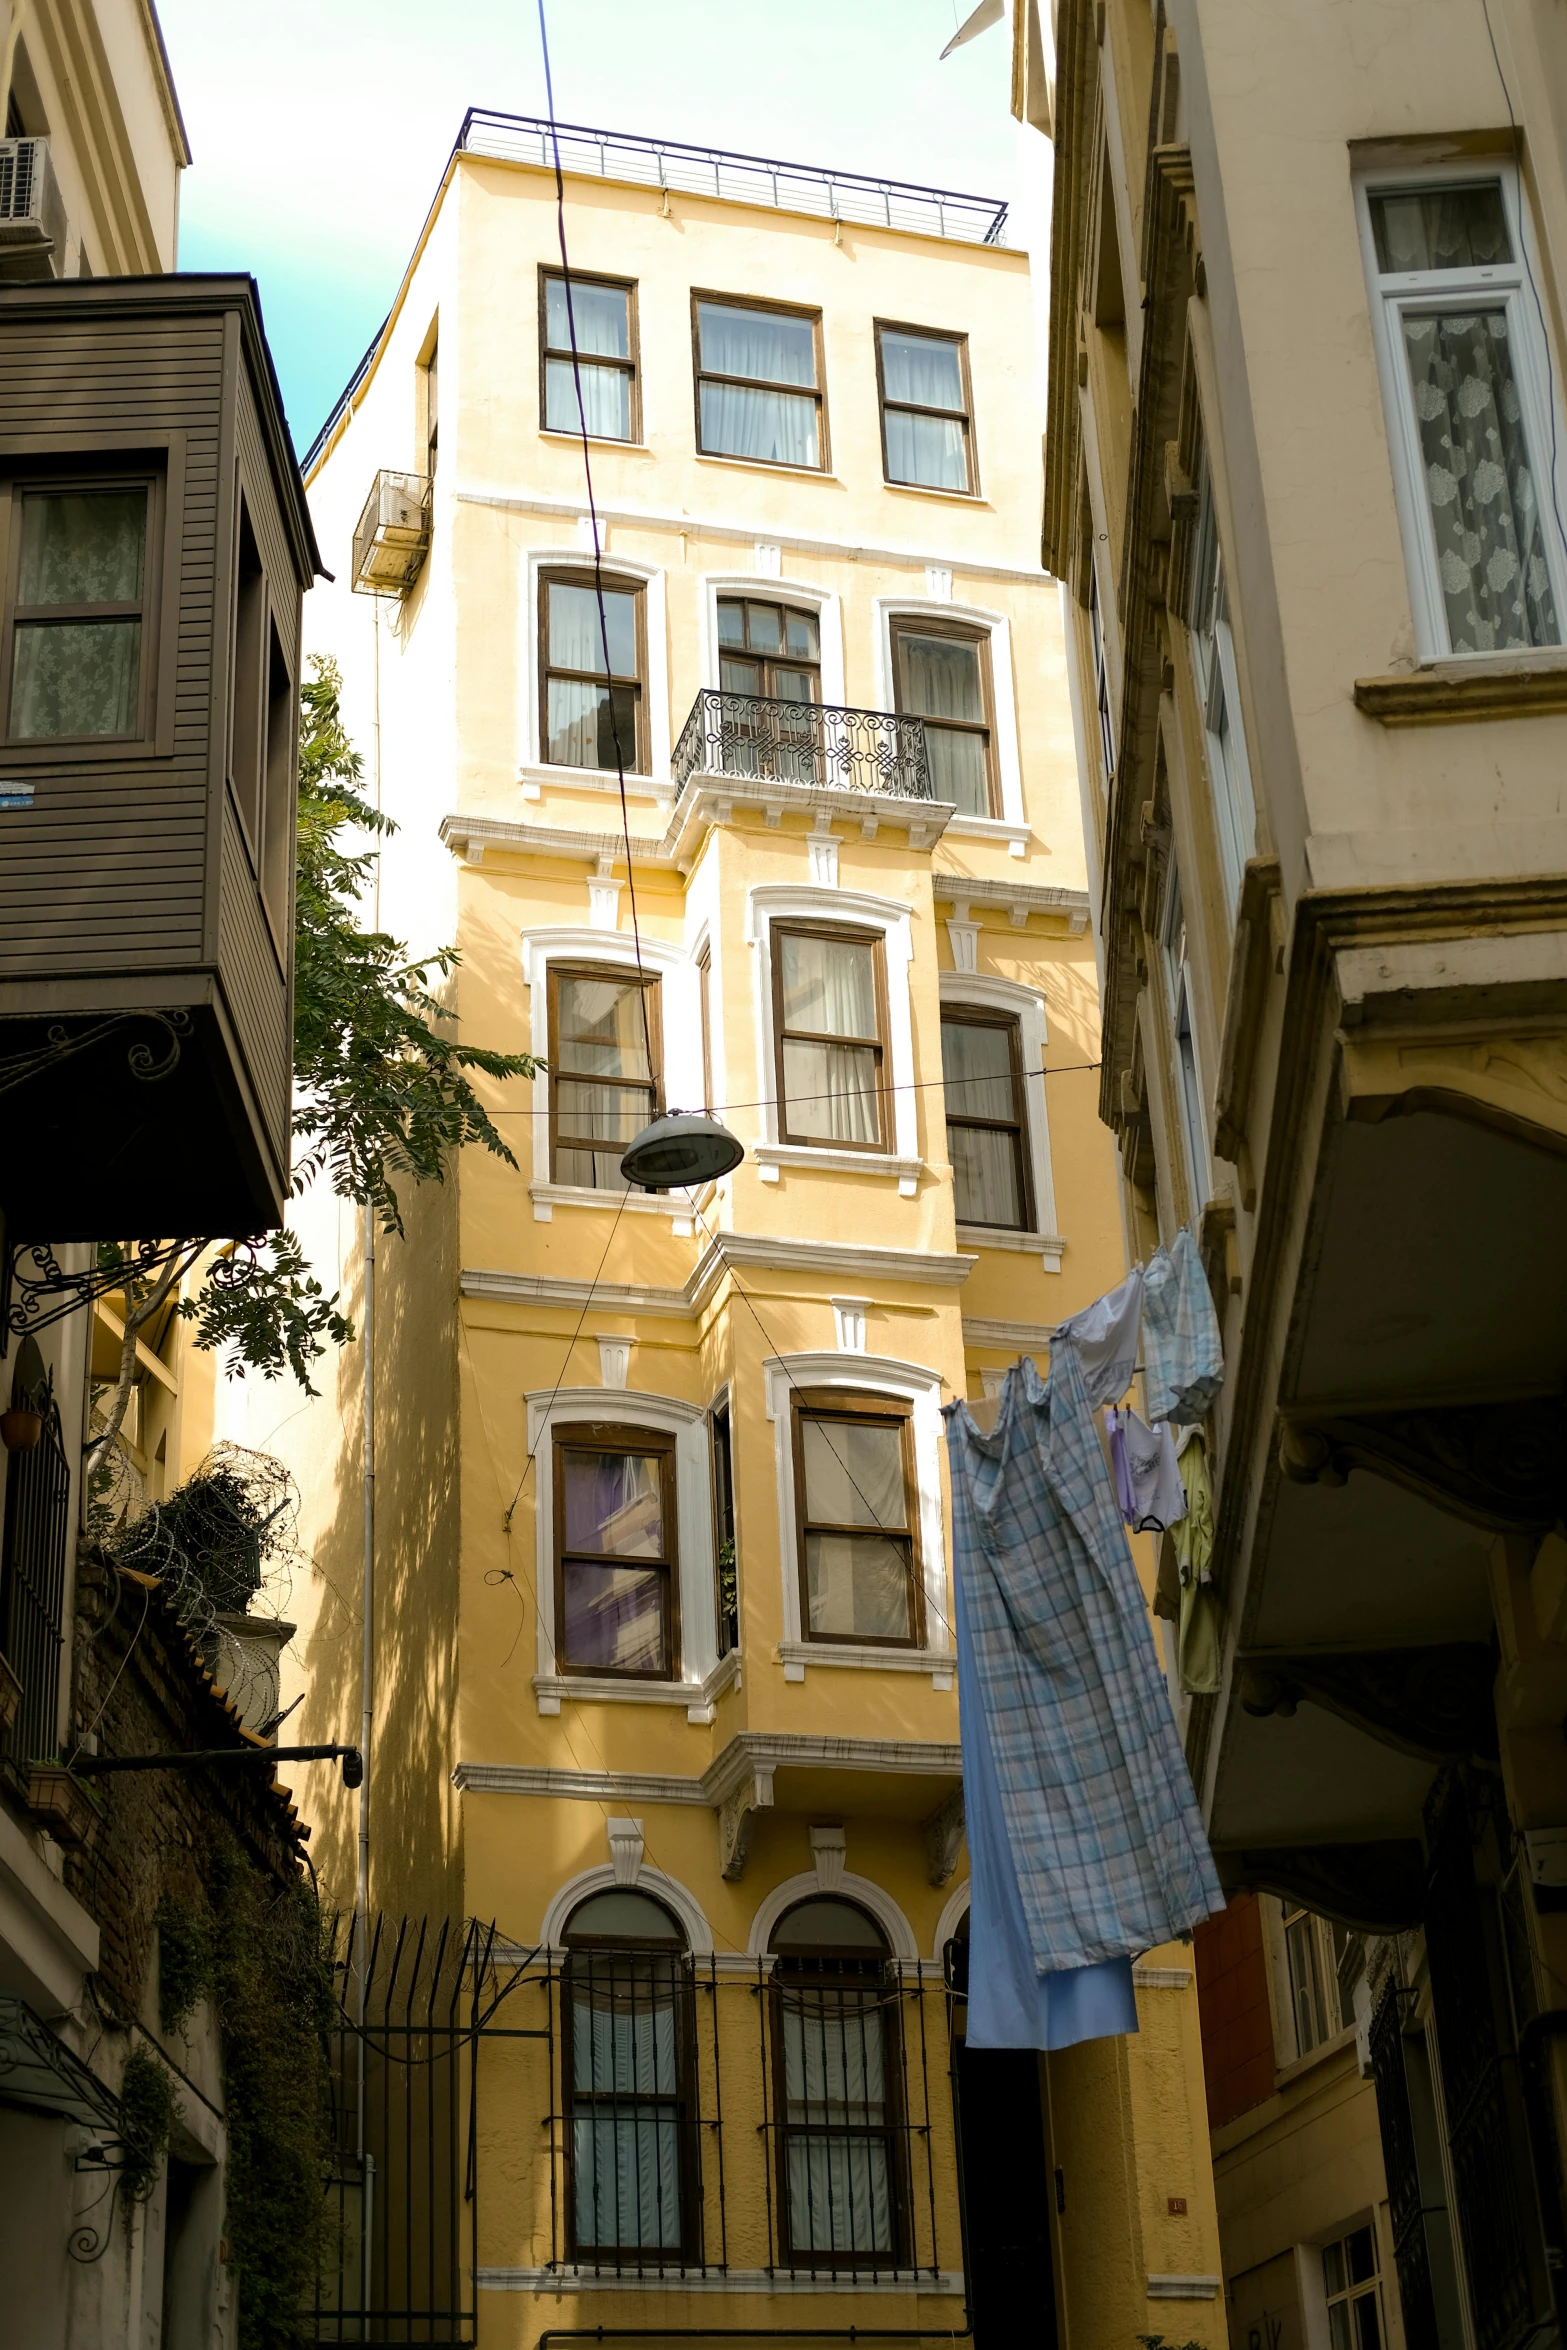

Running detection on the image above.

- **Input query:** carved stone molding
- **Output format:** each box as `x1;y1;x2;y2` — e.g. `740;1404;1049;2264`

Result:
1277;1398;1566;1533
1238;1644;1499;1764
1339;1031;1567;1157
921;1789;966;1888
717;1765;774;1881
1218;1840;1427;1933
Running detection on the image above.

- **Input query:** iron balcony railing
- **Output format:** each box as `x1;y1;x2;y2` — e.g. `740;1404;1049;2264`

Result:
672;689;935;805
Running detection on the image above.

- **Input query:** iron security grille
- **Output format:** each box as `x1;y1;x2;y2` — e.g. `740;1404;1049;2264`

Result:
672;690;934;805
1;1350;70;1768
1368;1982;1443;2350
0;138;36;220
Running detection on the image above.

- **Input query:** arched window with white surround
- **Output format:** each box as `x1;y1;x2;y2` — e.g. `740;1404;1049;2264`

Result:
936;971;1059;1257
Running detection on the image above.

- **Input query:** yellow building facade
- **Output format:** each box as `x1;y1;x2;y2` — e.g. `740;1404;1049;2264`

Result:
259;113;1228;2348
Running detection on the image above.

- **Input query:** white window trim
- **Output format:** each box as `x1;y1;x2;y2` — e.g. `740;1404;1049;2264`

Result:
1187;460;1257;919
1354;159;1567;663
525;1385;720;1711
931;1879;970;1960
519;545;673;785
521;926;703;1219
937;970;1060;1248
1162;873;1212;1209
746;1869;919;1964
873;595;1025;831
683;870;727;1121
697;571;846;706
538;1861;715;1955
762;1350;951;1684
746;884;922;1193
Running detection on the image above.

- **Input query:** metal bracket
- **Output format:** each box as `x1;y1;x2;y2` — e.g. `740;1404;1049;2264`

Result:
0;1007;191;1103
5;1235;207;1342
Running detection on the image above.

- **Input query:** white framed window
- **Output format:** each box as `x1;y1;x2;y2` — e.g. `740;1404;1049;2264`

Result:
698;572;846;706
1320;2223;1386;2350
1162;866;1210;1211
1282;1904;1343;2058
872;598;1027;842
935;971;1059;1250
1356;162;1567;660
1187;456;1256;918
517;547;671;797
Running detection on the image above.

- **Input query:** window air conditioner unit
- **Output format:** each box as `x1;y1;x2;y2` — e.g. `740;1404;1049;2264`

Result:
0;139;66;277
351;469;432;595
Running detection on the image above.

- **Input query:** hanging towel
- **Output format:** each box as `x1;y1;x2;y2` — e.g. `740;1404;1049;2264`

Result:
1143;1227;1224;1426
1171;1432;1221;1697
944;1341;1224;2040
1106;1407;1187;1535
1056;1264;1144;1408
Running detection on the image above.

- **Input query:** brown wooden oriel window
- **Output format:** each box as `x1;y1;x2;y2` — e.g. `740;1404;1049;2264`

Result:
941;1009;1033;1232
540;269;639;443
889;615;997;817
791;1390;922;1648
1;471;160;745
547;963;661;1189
874;321;975;495
768;1895;910;2268
771;923;888;1152
540;567;646;772
693;293;826;470
553;1421;679;1679
709;1388;738;1660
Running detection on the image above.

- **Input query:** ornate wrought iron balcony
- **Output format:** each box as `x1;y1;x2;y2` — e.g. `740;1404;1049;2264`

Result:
671;689;935;804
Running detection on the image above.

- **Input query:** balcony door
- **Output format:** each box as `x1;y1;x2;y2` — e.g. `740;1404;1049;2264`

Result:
716;597;820;783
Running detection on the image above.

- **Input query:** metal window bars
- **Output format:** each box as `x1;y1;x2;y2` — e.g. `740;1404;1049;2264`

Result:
672;689;935;806
0;1354;70;1770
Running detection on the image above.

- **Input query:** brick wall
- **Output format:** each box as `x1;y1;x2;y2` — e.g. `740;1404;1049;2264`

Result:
1193;1891;1276;2129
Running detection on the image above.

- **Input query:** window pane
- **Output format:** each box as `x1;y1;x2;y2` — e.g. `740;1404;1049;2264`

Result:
1354;2294;1382;2350
882;330;964;409
1400;308;1559;651
562;1559;667;1672
1323;2242;1346;2296
1328;2307;1352;2350
1370;182;1510;273
557;977;654;1080
779;932;877;1038
545;357;631;440
546;276;631;358
773;667;816;704
802;1418;906;1530
699;301;816;386
546;677;638;769
949;1123;1022;1228
781;1038;880;1143
555;1081;654;1152
567;1891;683;1941
746;602;783;655
717;599;747;647
781;1989;893;2252
1347;2227;1376;2286
699;381;818;467
772;1899;887;1951
720;656;762;695
11;620;141;738
18;489;146;605
785;608;819;659
548;583;637;677
806;1532;914;1640
898;631;984;722
886;408;969;491
924;725;990;815
563;1450;664;1557
556;1144;635;1189
941;1020;1017;1120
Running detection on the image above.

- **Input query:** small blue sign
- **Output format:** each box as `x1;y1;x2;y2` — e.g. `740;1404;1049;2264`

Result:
0;784;34;809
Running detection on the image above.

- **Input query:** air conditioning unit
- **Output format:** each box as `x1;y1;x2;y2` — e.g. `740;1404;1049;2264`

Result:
0;138;66;277
351;469;432;595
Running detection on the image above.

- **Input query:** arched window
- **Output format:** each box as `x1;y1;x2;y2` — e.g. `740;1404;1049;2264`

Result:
562;1891;696;2264
768;1896;906;2268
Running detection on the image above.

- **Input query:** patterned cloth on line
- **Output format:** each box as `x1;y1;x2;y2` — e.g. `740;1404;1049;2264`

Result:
1142;1226;1224;1426
944;1340;1223;2003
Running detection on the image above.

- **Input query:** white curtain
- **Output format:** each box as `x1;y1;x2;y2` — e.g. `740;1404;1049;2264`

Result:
543;277;630;437
546;357;629;439
779;933;880;1143
947;1126;1020;1228
699;382;817;466
547;277;629;357
899;633;982;722
881;331;963;409
699;302;815;385
698;301;818;465
801;1417;912;1639
884;409;967;490
780;934;876;1038
941;1022;1022;1226
548;584;636;678
572;1985;681;2249
780;1990;893;2255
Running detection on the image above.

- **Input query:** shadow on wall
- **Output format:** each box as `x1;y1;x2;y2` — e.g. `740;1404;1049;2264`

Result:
290;1165;463;1919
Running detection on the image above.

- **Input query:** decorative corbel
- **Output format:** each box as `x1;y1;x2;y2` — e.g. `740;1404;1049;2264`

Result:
921;1789;966;1887
607;1816;645;1886
809;1822;847;1892
718;1765;774;1880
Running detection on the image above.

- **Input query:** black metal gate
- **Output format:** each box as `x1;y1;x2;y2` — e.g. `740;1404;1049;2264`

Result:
1;1339;71;1768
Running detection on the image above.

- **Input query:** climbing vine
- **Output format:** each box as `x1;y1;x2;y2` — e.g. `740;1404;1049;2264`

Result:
118;2045;177;2213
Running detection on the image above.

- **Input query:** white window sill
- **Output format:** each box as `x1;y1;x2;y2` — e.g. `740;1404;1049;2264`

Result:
881;478;989;508
755;1143;923;1197
530;1181;710;1229
1273;2021;1358;2090
519;760;671;803
534;1651;740;1724
941;813;1031;859
777;1641;955;1691
956;1224;1065;1271
539;430;652;453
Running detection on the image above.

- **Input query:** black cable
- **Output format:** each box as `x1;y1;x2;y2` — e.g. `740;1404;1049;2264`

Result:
483;1062;1104;1118
501;1184;634;1530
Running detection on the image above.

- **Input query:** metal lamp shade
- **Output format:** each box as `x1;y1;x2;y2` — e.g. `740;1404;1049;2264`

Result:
620;1110;744;1192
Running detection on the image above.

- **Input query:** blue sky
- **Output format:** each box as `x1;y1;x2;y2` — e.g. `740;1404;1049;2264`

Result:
156;0;1017;458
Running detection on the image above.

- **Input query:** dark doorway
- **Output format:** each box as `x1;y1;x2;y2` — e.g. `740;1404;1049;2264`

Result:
948;1918;1059;2349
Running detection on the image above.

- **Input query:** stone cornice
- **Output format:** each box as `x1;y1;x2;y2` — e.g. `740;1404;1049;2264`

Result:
462;1231;977;1328
1353;658;1567;725
453;1731;964;1812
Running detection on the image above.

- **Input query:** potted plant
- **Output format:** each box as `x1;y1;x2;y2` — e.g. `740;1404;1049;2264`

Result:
0;1404;42;1452
26;1765;101;1848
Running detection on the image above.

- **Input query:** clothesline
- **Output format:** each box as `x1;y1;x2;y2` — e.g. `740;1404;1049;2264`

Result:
483;1061;1104;1117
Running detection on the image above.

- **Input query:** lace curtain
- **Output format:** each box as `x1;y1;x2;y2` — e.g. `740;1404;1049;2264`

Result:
12;489;146;740
779;1985;895;2254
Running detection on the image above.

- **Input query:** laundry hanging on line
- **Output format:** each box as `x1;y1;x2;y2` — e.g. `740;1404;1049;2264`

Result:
1106;1405;1187;1535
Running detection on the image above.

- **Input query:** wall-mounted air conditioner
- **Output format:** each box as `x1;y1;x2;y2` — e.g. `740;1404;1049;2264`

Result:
0;139;66;278
351;470;432;596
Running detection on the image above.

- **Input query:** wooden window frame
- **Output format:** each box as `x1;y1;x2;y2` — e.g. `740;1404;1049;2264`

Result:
538;266;641;446
538;565;648;774
561;1910;701;2264
887;613;999;818
789;1388;924;1652
690;290;828;473
715;595;823;701
873;318;977;496
768;1924;911;2269
546;962;663;1188
0;457;171;756
708;1386;738;1661
552;1419;681;1682
770;921;890;1154
940;1006;1034;1234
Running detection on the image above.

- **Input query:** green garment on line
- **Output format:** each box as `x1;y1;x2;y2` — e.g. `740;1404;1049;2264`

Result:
1153;1432;1221;1697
